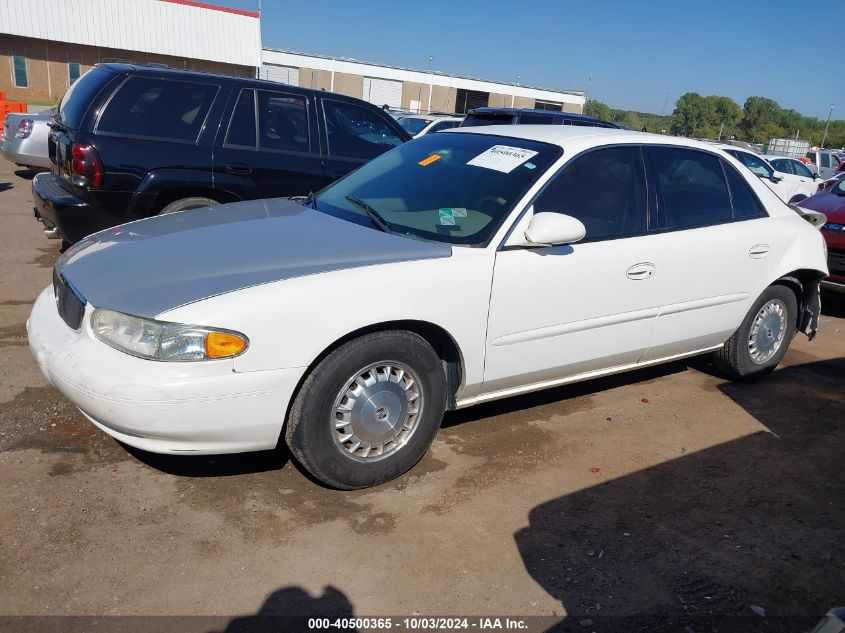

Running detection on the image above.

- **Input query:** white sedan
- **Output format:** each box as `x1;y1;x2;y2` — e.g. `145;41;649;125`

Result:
718;145;818;204
28;126;828;489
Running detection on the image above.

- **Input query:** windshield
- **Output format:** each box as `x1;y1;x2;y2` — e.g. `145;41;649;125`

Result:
314;132;562;246
833;175;845;195
398;117;431;135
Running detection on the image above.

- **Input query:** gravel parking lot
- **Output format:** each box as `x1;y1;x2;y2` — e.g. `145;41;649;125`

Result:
0;155;843;630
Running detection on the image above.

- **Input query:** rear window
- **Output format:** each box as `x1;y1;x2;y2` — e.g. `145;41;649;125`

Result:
461;113;516;127
56;67;115;130
97;76;219;142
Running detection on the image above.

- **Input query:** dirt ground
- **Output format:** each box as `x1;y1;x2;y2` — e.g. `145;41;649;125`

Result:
0;156;842;632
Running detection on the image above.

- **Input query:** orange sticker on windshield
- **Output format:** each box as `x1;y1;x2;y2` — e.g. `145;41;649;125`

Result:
418;154;441;166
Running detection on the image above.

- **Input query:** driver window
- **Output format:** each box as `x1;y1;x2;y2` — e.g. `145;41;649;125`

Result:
533;146;648;241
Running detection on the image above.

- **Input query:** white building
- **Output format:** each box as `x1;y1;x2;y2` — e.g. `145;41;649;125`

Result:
1;0;260;101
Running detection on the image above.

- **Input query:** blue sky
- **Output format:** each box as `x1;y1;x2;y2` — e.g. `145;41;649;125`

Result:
224;0;840;121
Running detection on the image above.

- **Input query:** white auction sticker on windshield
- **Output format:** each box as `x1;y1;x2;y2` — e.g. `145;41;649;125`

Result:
467;145;539;173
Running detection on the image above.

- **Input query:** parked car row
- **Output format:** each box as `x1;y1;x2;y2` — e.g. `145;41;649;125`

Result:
7;63;833;490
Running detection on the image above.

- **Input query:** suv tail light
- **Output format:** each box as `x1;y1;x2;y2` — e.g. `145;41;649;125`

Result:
15;119;34;139
71;143;103;188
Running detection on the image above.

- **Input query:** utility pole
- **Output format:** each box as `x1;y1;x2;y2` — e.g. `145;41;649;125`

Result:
718;122;724;141
660;92;671;117
511;73;520;108
427;56;433;114
820;102;835;149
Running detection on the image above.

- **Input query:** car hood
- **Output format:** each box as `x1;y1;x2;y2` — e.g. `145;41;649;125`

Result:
799;191;845;222
57;198;452;318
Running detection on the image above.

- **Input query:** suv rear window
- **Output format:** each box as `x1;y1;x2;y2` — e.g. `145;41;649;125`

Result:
97;76;219;142
461;113;516;127
56;67;115;130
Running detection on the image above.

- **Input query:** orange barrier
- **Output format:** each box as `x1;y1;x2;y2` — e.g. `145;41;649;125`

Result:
0;100;29;131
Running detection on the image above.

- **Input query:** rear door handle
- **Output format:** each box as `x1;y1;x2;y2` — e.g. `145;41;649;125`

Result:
226;162;252;175
626;262;656;280
749;244;770;259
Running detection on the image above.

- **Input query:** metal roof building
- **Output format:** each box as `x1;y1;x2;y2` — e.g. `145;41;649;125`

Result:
260;49;585;115
1;0;260;102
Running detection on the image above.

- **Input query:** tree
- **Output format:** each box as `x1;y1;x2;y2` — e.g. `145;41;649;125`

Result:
706;96;743;139
742;96;780;142
584;99;612;122
670;92;716;137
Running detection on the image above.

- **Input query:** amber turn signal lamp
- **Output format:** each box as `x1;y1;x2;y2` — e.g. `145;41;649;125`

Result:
205;332;248;358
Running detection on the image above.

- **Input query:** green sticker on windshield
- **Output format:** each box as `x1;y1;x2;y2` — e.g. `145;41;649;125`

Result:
524;162;536;169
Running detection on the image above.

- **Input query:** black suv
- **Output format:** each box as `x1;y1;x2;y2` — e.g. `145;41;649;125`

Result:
460;107;621;128
33;64;411;245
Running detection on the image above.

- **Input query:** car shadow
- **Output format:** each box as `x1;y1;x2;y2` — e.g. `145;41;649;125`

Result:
13;168;45;180
0;182;12;193
514;357;844;632
122;443;291;478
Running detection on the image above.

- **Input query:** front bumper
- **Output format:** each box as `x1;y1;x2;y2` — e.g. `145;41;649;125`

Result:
27;287;305;454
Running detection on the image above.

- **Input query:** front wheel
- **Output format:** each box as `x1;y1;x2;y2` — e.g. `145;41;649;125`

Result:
285;331;447;489
713;284;798;381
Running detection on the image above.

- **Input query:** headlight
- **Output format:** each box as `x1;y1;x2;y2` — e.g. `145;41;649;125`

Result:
91;308;248;361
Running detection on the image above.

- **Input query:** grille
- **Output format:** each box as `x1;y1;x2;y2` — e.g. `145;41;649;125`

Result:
53;267;85;330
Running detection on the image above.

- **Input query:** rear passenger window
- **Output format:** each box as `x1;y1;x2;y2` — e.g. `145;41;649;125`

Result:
98;76;218;142
534;146;648;241
722;162;767;220
258;90;309;152
323;100;403;160
650;147;732;230
225;89;256;147
821;153;831;168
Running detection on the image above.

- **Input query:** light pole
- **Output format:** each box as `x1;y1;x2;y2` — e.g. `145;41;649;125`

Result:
660;91;671;117
511;74;520;108
427;56;433;114
820;102;835;149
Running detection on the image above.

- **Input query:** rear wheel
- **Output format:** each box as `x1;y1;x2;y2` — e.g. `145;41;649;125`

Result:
713;284;798;381
788;194;807;204
159;197;219;215
285;331;447;489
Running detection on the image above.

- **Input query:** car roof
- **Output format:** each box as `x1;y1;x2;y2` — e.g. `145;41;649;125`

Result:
94;63;363;102
764;155;800;161
447;125;730;153
399;114;461;121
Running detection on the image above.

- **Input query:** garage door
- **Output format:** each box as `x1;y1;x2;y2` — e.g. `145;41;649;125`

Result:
362;77;402;109
261;64;299;87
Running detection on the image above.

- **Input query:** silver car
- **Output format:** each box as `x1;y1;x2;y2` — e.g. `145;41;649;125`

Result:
0;108;55;170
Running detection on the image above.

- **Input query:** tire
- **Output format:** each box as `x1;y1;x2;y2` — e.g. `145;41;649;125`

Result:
285;331;447;490
788;194;807;204
713;284;798;381
159;197;219;215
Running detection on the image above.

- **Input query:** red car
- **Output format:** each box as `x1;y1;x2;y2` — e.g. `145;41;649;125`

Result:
799;180;845;293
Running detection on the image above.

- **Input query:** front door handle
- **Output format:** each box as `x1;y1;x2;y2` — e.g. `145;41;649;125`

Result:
226;162;252;175
749;244;770;259
626;262;656;280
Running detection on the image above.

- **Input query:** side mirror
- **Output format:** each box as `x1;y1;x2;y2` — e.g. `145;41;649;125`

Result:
523;212;587;246
771;171;785;183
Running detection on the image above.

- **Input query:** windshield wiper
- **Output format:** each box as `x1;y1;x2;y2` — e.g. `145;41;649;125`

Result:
345;196;392;233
